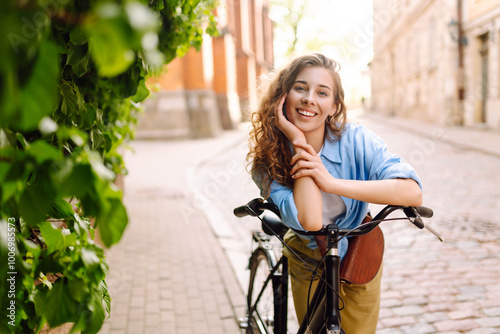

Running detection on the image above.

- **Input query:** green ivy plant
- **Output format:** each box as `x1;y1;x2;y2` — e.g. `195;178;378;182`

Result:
0;0;217;333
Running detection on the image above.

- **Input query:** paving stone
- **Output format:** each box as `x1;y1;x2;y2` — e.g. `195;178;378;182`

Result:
376;328;404;334
380;316;418;327
392;305;425;316
448;308;481;320
400;322;436;334
467;328;500;334
423;311;449;323
381;298;403;308
484;307;500;317
434;319;479;332
476;316;500;328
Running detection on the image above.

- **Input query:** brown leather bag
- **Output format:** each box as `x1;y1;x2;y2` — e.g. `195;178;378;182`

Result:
315;214;384;285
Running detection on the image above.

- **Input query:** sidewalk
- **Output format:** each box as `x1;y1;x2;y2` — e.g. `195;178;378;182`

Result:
98;110;500;334
359;110;500;158
98;129;249;334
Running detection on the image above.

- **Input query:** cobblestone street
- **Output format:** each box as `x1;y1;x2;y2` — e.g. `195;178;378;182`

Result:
194;110;500;333
365;113;500;333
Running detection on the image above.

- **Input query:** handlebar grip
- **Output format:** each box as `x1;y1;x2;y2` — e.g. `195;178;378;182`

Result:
233;198;266;218
233;205;249;217
415;206;433;218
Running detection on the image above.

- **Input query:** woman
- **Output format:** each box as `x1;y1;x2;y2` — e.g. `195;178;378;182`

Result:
247;53;422;333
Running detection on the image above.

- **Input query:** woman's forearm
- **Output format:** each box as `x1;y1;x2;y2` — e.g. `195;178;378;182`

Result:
293;176;323;231
326;178;423;207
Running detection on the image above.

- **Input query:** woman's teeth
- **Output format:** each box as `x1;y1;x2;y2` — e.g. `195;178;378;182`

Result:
297;109;315;117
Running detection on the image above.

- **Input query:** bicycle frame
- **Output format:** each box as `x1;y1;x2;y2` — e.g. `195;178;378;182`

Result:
247;226;344;334
297;224;343;334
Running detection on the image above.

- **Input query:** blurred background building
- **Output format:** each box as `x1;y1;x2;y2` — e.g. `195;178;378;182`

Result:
370;0;500;129
138;0;274;139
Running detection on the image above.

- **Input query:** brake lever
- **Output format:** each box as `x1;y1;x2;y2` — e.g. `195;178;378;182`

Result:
424;224;444;242
403;207;425;228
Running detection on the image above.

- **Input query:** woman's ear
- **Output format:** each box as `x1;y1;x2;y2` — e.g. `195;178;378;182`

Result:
329;102;338;116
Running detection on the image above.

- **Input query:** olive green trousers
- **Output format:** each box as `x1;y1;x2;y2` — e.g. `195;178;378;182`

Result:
283;231;382;334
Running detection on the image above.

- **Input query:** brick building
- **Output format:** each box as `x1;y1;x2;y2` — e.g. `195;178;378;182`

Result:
138;0;274;138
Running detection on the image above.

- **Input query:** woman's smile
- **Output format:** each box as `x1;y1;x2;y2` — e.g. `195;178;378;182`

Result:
296;108;317;117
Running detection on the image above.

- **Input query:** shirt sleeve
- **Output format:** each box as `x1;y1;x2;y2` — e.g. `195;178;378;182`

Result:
354;125;422;189
267;181;306;231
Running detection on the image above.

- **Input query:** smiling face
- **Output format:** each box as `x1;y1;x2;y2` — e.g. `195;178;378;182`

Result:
284;66;337;145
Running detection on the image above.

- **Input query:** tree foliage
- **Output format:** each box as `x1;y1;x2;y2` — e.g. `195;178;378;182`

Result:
0;0;216;332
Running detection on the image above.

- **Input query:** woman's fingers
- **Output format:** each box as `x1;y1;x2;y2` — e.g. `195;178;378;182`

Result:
275;95;287;123
290;160;315;175
290;144;317;165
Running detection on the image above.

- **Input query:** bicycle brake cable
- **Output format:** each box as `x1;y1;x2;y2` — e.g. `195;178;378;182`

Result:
336;217;409;243
246;205;346;314
246;206;318;274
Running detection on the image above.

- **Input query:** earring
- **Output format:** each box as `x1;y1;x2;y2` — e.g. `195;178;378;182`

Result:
327;115;334;123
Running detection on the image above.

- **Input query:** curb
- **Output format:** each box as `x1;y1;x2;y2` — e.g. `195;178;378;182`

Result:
364;112;500;159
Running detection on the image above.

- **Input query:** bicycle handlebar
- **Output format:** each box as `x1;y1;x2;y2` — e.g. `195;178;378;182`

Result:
234;198;441;240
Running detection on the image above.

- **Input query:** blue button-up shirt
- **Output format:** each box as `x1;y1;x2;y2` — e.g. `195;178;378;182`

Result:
261;123;422;259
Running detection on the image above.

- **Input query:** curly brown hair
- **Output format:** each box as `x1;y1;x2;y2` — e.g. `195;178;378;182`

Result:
248;53;347;198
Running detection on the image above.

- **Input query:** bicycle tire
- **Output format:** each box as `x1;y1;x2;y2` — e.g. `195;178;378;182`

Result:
246;248;278;334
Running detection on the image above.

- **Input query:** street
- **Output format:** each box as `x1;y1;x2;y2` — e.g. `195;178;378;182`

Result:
193;109;500;333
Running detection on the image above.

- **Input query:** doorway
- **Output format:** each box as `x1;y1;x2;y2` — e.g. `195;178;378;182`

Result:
479;33;489;123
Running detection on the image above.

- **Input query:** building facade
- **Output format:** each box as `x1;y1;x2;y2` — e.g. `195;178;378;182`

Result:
139;0;274;138
370;0;500;130
463;0;500;128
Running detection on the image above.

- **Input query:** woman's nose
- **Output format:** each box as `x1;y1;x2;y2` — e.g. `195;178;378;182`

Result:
301;93;315;105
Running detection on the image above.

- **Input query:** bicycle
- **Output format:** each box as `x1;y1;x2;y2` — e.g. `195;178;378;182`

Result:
234;198;442;334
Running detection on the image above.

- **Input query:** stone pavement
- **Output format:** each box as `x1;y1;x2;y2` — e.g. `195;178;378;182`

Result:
98;130;249;334
98;110;500;334
357;112;500;334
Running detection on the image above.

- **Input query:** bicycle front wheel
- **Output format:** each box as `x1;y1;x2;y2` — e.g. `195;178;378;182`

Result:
246;248;277;334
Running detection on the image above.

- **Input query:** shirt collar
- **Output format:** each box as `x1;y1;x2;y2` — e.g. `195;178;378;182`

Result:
320;138;342;163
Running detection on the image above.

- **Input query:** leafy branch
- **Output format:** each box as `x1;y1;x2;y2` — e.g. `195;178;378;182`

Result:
0;0;217;333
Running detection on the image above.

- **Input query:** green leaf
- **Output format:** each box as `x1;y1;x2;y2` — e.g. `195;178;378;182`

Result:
81;247;100;271
49;197;74;219
22;238;41;260
39;222;66;254
131;79;150;103
38;281;79;328
67;44;91;77
67;278;89;303
97;190;128;247
60;82;78;115
69;26;88;46
28;140;63;165
99;280;111;316
81;104;97;129
85;4;136;77
19;41;59;130
19;177;55;226
84;293;106;334
87;148;115;181
61;164;94;198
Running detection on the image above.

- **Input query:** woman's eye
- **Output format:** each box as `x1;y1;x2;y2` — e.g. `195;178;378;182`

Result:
318;91;328;97
294;86;305;92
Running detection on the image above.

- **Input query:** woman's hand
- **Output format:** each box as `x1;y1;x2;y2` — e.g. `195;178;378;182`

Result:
275;95;306;145
290;141;335;192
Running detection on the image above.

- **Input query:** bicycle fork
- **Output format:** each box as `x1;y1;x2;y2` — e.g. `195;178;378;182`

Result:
325;246;342;334
324;224;342;334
